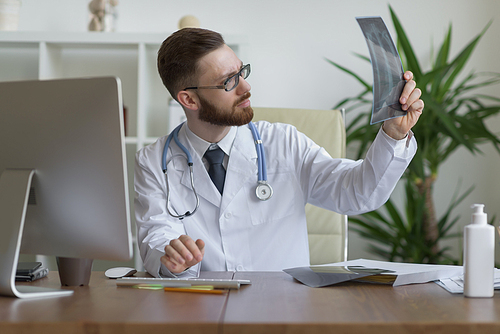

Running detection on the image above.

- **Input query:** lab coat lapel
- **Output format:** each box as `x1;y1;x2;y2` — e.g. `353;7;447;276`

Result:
220;125;257;213
171;129;222;207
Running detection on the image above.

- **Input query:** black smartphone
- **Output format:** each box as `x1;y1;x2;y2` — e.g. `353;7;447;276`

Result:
16;262;42;275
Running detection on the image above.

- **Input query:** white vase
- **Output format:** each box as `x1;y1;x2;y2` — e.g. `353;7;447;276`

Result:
0;0;21;31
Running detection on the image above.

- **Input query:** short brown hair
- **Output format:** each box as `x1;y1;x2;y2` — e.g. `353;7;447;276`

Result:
157;28;225;101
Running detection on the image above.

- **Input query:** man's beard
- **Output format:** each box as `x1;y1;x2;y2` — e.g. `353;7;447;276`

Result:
197;92;253;126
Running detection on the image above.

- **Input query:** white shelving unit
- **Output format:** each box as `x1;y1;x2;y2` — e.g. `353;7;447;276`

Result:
0;31;246;270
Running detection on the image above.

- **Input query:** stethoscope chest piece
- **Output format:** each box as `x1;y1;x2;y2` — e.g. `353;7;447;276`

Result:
256;181;273;201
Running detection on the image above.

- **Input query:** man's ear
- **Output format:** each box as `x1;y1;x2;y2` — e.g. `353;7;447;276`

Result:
177;90;199;111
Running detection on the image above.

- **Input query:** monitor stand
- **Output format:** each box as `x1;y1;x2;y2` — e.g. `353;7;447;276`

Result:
0;169;74;298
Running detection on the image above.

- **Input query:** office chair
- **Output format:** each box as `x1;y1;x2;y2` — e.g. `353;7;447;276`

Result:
252;107;348;265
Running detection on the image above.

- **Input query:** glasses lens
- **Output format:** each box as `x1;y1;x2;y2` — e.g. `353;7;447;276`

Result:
225;74;238;91
242;64;250;79
224;64;251;92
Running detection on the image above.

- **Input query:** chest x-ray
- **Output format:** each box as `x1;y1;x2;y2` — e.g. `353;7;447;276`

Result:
357;16;406;124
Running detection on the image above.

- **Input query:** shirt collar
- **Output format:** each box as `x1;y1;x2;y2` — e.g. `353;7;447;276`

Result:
184;124;237;158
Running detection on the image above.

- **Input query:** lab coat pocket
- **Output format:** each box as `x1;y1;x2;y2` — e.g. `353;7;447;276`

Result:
246;171;302;226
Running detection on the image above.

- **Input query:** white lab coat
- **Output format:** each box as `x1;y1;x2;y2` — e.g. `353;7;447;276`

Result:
135;121;416;277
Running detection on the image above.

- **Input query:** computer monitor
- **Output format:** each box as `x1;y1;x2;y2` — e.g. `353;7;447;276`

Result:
0;77;133;298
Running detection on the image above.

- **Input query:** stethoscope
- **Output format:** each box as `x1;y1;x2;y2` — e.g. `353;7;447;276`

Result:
162;122;273;220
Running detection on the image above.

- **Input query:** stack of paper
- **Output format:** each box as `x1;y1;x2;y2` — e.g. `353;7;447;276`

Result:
283;265;393;288
284;259;464;288
323;259;463;286
436;269;500;293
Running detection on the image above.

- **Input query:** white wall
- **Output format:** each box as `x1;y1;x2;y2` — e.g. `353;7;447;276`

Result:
16;0;500;262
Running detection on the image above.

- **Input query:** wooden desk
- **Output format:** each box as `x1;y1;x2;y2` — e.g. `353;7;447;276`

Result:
1;271;500;334
0;271;232;334
226;272;500;334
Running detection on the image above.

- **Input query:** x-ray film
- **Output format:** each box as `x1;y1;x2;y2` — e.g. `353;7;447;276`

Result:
356;16;406;124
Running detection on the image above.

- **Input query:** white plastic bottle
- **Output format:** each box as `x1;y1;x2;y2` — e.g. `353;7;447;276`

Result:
463;204;495;298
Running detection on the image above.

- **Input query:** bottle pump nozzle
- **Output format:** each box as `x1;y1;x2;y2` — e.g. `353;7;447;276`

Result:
471;204;487;225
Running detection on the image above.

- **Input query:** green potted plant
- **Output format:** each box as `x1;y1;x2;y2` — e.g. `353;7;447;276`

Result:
327;5;500;264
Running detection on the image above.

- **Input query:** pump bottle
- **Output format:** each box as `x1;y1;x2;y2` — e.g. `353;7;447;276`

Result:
463;204;495;298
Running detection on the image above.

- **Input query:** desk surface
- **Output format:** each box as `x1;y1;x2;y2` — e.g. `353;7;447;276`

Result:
1;271;500;334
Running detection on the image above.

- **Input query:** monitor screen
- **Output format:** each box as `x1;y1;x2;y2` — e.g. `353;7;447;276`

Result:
0;77;132;268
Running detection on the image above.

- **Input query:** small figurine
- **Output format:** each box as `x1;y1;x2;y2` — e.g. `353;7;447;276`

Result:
88;0;118;32
178;15;200;29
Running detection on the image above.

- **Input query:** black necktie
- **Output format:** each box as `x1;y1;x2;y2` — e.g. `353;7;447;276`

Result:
204;146;226;194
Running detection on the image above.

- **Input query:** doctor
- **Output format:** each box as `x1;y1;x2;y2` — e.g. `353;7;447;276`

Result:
135;28;424;278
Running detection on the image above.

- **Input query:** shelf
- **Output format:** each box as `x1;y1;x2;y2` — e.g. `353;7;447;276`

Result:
0;31;246;48
124;137;138;144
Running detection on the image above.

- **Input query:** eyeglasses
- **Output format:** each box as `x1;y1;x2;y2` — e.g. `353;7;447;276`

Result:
184;64;251;92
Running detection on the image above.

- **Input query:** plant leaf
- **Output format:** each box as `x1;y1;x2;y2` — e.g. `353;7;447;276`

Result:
389;5;422;78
